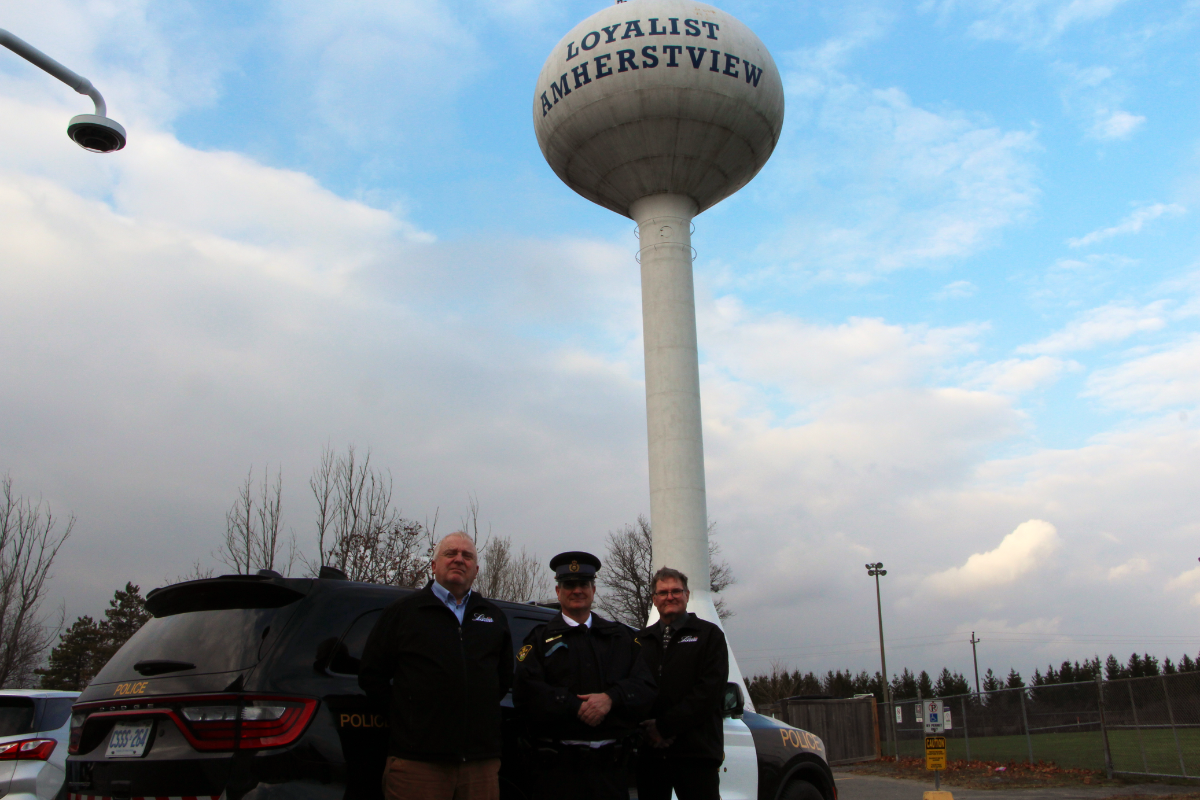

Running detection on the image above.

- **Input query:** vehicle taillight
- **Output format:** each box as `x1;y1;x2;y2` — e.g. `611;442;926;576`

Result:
0;738;57;760
179;705;240;749
177;697;316;751
239;699;312;749
68;711;87;754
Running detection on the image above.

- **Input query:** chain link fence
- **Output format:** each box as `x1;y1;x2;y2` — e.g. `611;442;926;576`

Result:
876;671;1200;780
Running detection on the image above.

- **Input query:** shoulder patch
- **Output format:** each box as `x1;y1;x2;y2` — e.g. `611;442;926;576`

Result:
517;644;532;662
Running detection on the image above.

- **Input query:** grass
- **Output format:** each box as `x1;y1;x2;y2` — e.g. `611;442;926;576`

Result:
846;757;1200;794
887;729;1200;776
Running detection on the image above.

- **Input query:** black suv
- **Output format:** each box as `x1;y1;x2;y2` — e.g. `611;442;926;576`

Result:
66;572;835;800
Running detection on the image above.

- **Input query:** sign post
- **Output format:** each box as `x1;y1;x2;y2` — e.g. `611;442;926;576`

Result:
924;700;946;790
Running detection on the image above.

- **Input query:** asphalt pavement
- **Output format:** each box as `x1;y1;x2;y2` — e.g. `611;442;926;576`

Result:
832;768;1196;800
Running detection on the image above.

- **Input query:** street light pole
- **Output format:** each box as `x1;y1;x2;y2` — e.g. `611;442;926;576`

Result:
866;562;896;758
1;29;126;152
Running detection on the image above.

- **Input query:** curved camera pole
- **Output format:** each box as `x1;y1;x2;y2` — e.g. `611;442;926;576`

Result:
1;28;126;152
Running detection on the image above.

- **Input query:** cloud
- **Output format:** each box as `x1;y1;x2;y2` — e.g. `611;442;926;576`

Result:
1107;557;1150;580
1019;301;1170;354
1092;109;1145;139
1165;566;1200;605
1165;566;1200;591
1085;334;1200;411
762;46;1039;281
964;356;1073;394
1068;204;1186;248
928;0;1133;45
927;520;1062;595
936;280;978;300
701;300;986;406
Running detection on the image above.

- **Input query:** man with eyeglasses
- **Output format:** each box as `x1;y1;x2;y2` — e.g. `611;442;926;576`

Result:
513;551;656;800
635;566;729;800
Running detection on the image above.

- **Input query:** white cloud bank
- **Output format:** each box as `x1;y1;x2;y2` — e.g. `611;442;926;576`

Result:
927;520;1062;595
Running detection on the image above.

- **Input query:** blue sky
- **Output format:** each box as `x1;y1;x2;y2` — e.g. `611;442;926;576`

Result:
2;0;1198;684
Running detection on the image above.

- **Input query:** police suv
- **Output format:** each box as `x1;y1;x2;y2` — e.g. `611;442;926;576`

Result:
66;572;835;800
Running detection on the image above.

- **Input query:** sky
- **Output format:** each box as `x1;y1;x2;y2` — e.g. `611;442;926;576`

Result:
1;0;1198;689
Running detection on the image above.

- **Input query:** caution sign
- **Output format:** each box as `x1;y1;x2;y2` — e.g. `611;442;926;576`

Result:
925;736;947;771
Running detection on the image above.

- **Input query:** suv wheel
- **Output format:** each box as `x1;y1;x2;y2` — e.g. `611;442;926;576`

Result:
780;778;824;800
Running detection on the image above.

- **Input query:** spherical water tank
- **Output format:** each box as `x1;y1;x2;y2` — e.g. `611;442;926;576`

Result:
534;0;785;218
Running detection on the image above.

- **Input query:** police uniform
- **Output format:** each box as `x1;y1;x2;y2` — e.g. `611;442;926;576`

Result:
513;552;656;800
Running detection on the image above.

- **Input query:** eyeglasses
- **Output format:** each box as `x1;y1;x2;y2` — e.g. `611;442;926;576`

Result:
653;589;687;598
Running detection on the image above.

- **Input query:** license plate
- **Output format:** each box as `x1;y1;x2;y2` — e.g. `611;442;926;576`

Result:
106;720;154;758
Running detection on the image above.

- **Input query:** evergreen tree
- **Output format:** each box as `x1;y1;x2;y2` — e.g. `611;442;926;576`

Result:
1105;654;1126;680
35;616;105;690
1005;668;1025;689
97;583;150;663
1163;657;1176;675
1141;654;1160;677
823;669;857;698
1127;653;1144;677
933;668;970;697
917;670;934;697
982;668;1002;693
37;583;151;691
1179;654;1196;672
888;668;914;700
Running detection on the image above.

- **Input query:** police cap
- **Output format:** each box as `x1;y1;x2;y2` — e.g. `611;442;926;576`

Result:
549;551;601;582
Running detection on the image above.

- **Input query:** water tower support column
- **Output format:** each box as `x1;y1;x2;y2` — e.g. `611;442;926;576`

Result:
631;193;711;593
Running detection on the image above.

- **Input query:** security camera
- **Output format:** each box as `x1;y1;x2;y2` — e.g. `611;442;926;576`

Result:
67;114;126;153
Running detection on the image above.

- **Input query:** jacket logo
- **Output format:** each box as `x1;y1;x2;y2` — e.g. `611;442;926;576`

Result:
517;644;532;662
678;635;699;643
472;613;494;622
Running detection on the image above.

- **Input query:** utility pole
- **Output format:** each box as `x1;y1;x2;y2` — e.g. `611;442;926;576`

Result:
970;632;982;696
866;562;896;757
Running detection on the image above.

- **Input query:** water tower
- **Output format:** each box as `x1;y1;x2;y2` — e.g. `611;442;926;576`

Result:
534;0;784;687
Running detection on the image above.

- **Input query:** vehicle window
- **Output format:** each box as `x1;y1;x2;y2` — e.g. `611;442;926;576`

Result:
324;609;383;676
91;582;304;684
0;697;36;736
508;615;552;658
38;698;74;732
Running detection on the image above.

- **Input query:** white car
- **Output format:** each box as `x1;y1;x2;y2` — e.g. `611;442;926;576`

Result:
0;689;79;800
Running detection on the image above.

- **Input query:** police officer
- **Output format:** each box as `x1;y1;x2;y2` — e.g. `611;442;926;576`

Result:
636;567;729;800
513;551;656;800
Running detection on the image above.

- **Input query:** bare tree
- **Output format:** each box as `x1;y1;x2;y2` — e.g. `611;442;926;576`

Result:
167;560;215;584
596;515;735;627
595;516;655;627
475;536;553;603
308;445;430;586
0;475;74;688
220;466;295;575
462;497;551;603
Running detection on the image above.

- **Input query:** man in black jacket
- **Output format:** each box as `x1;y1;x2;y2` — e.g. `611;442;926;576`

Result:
359;532;513;800
636;566;729;800
513;551;656;800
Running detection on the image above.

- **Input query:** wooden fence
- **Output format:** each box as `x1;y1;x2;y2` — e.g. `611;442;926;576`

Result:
774;695;880;765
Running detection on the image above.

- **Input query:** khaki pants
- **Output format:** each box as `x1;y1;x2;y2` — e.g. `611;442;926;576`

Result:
383;756;501;800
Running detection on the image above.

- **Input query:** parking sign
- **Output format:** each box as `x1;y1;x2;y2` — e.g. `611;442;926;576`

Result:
923;700;945;734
